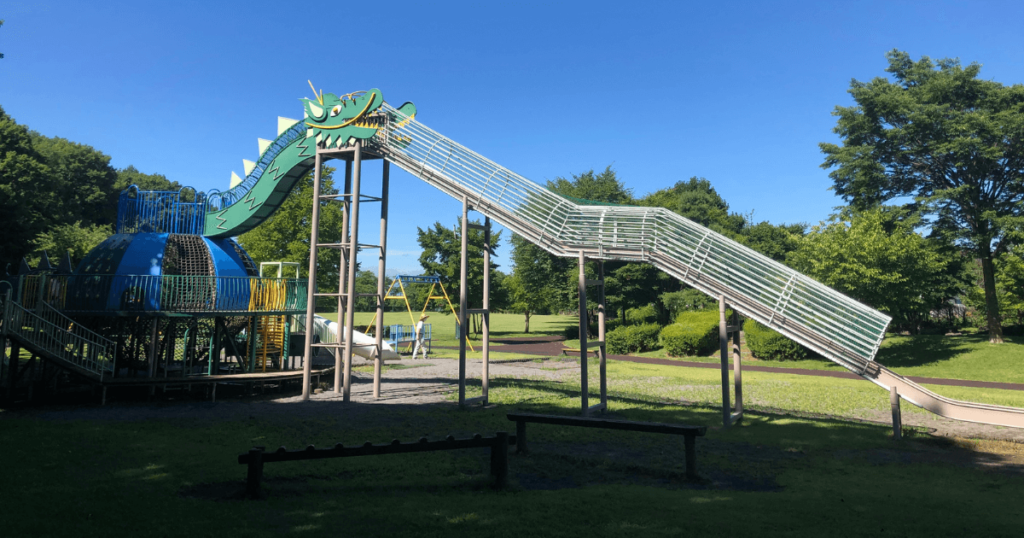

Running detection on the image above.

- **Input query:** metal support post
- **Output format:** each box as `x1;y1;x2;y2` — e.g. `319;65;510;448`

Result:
598;260;607;410
719;296;730;428
342;141;363;402
335;160;352;394
579;251;589;414
480;217;491;402
458;196;469;406
732;310;742;417
301;153;323;400
373;161;389;398
891;385;902;440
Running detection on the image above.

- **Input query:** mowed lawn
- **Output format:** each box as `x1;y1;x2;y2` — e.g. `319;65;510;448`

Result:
331;312;1024;385
5;316;1024;536
3;368;1024;538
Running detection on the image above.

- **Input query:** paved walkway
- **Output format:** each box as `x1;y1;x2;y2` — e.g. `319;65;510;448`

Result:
439;336;1024;392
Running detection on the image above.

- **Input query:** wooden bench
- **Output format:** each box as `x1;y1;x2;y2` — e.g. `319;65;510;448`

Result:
238;432;514;498
507;413;706;479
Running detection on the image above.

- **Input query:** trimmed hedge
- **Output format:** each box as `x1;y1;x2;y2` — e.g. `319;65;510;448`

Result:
606;322;661;354
659;310;726;356
745;319;809;361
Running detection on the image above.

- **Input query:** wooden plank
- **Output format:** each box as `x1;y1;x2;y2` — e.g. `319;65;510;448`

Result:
239;433;517;464
506;413;706;436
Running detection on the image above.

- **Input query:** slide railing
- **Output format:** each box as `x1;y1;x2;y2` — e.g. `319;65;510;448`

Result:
370;104;890;372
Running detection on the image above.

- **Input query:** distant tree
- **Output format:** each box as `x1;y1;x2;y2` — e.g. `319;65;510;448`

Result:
507;235;560;332
0;107;55;272
30;132;119;228
237;167;345;310
114;165;182;193
416;217;502;314
27;222;111;268
788;207;967;332
639;177;744;236
547;166;633;204
740;220;806;263
820;50;1024;342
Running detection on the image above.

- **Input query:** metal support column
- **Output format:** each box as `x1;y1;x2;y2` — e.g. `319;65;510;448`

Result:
334;160;352;394
891;385;902;440
732;310;742;416
579;251;588;414
720;296;742;427
597;260;607;410
341;141;363;402
300;153;323;401
458;196;469;406
719;296;730;427
373;161;390;398
481;216;490;403
579;253;606;415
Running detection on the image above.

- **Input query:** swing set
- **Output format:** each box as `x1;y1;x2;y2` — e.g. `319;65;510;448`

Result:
364;275;474;352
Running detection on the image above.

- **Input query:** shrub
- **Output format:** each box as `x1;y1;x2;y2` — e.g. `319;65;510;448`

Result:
606;322;661;354
625;304;658;325
744;319;809;361
660;310;723;356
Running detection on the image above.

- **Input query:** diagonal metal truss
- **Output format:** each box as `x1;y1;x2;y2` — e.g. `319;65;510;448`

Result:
369;103;891;374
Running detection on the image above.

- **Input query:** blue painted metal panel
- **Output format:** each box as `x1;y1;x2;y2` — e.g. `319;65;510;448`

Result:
109;233;167;311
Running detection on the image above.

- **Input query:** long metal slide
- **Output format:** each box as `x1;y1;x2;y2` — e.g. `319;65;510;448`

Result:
369;103;1024;429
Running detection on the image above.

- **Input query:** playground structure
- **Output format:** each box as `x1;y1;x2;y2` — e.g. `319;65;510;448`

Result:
2;85;1024;430
365;274;467;353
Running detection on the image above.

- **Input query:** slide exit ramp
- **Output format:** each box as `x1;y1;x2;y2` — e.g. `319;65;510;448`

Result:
370;103;1024;429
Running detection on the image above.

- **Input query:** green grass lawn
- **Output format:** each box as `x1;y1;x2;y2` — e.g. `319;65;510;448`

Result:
3;362;1023;537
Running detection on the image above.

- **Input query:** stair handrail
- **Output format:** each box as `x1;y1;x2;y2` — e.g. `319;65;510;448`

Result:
4;298;115;380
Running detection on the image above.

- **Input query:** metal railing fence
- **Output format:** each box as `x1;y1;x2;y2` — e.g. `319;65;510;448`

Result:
8;274;307;315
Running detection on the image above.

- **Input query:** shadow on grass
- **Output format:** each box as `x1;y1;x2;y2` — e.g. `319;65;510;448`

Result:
875;334;987;368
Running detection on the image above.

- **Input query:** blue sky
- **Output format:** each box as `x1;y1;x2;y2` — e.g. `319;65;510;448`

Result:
2;0;1022;275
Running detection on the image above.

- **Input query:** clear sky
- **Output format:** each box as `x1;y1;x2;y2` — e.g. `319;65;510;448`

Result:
2;0;1022;275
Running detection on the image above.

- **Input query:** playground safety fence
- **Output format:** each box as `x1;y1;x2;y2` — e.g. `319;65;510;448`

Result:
10;274;307;315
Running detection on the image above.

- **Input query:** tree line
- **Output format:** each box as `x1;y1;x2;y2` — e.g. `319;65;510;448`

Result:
0;106;181;272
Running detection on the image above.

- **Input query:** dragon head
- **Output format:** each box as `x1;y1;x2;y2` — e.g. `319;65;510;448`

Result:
302;88;386;148
301;86;418;149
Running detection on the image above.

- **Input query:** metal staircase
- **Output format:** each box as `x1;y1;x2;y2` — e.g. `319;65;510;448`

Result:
2;294;116;382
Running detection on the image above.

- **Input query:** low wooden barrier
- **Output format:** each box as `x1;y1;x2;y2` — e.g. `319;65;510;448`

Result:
507;412;706;479
239;432;514;498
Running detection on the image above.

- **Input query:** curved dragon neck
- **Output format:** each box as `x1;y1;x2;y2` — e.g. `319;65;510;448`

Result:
203;88;412;238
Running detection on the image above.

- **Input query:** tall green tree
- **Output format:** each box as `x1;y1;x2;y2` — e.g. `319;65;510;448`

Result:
114;165;182;193
788;207;968;331
237;167;345;310
0;106;54;272
30;132;119;227
639;177;744;236
416;217;502;312
820;50;1024;342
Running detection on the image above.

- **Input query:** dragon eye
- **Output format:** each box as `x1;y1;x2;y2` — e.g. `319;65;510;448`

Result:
330;105;342;117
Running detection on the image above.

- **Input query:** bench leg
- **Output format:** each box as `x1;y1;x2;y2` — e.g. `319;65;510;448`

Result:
246;447;265;499
516;420;527;454
684;435;696;480
491;432;509;488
